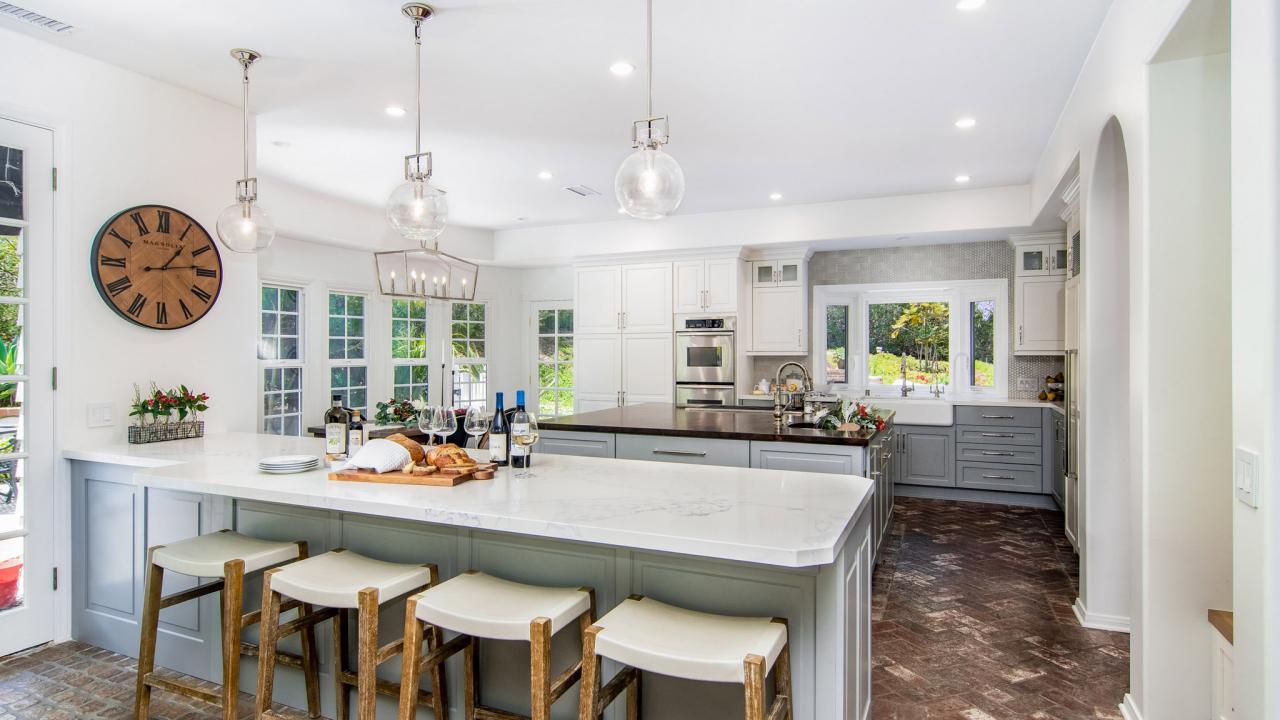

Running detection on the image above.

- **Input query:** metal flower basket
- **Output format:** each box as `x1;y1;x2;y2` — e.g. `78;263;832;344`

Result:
128;420;204;444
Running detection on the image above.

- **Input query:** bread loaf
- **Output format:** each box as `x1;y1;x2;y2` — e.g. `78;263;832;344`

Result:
385;433;426;464
426;443;475;469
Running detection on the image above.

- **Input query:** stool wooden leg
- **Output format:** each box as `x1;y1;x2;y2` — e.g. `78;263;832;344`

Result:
626;670;640;720
426;621;447;719
463;635;480;720
578;626;600;720
743;654;766;720
771;621;792;720
356;587;380;720
254;569;283;719
134;548;164;720
220;559;246;720
294;542;322;719
398;597;424;720
334;608;351;720
530;617;553;720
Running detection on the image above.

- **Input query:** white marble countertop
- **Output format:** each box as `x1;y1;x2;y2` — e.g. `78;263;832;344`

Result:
65;432;873;568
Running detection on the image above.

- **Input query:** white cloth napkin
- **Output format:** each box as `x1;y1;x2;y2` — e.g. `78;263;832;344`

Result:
341;438;411;474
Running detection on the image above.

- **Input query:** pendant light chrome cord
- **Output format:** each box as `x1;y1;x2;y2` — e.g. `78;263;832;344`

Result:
646;0;653;120
240;55;250;180
414;12;423;158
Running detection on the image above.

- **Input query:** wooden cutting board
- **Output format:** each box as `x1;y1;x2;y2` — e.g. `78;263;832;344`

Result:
328;468;476;487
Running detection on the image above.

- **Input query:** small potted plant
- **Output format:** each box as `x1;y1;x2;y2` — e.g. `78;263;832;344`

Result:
818;400;887;435
374;397;419;426
128;383;210;444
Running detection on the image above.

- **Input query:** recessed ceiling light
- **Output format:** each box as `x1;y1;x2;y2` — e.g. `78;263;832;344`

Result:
385;105;406;117
955;175;972;184
769;192;783;201
517;217;529;222
271;140;291;148
610;61;635;77
537;171;553;181
955;116;977;129
956;0;986;10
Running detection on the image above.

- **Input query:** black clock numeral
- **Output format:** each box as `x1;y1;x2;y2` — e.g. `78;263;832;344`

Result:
179;299;193;320
179;223;193;242
155;302;168;325
191;285;212;304
105;276;132;297
129;212;150;236
156;210;171;234
195;267;217;278
127;293;147;317
99;255;126;268
107;228;133;248
191;244;211;257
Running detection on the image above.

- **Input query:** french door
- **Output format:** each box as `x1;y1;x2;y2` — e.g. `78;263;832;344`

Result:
0;118;55;654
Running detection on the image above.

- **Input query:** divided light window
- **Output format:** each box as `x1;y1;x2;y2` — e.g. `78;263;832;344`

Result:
536;306;574;417
390;298;428;402
260;285;303;435
328;292;368;415
450;301;487;409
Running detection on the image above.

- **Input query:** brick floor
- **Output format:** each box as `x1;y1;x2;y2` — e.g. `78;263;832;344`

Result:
871;497;1130;719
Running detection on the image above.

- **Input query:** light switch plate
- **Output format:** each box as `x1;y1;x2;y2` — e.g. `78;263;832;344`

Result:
1235;447;1260;508
1016;377;1036;392
86;402;115;428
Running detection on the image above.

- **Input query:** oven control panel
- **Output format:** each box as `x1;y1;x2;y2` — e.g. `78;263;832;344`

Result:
682;317;730;330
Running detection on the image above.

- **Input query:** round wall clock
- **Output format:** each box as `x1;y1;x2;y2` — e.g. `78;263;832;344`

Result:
89;204;223;330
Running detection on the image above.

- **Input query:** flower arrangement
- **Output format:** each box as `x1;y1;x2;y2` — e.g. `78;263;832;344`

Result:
128;383;209;444
374;397;420;426
817;401;887;434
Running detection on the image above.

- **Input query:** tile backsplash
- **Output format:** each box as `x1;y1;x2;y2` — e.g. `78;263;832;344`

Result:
797;240;1063;399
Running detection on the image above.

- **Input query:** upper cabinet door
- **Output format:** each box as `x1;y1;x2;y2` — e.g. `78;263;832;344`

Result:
751;285;806;353
574;265;623;334
1016;244;1050;276
776;260;803;287
703;258;739;312
621;262;673;333
752;260;778;287
1048;243;1069;276
673;260;706;314
1016;276;1066;354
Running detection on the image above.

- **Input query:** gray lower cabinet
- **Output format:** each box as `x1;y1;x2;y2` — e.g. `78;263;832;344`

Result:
1052;414;1067;504
535;429;615;458
749;441;861;474
895;425;956;487
616;433;749;467
955;462;1042;492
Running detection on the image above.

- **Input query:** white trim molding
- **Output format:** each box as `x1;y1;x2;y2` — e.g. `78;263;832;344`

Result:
1073;597;1131;633
1119;693;1143;720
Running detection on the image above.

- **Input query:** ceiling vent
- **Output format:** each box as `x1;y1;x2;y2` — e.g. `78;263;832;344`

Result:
564;185;601;198
0;3;74;33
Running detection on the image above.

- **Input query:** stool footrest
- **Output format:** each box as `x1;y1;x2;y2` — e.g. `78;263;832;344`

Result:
598;667;638;711
549;660;583;703
159;579;224;609
241;597;303;628
474;705;531;720
418;632;470;671
336;669;439;707
142;673;221;704
277;606;339;638
766;695;790;720
240;641;307;670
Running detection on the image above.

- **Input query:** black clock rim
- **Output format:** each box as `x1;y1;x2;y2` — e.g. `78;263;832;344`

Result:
89;204;224;331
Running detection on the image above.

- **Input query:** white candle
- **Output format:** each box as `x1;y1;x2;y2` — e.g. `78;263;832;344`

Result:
410;270;418;294
390;270;396;294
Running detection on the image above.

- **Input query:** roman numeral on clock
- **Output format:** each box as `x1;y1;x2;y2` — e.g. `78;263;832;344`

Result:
179;299;193;320
191;285;212;303
196;267;217;278
129;212;150;236
127;293;147;317
156;210;171;234
191;244;211;257
100;255;126;268
107;228;133;248
155;302;168;325
105;276;132;296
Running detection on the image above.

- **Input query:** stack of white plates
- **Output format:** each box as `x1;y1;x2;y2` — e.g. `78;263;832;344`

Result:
258;455;319;474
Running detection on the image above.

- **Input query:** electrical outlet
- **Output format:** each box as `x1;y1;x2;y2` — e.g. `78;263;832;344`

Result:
1236;447;1261;508
1016;377;1036;392
86;402;115;428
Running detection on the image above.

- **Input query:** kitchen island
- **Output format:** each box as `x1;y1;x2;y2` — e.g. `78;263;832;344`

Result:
65;432;875;720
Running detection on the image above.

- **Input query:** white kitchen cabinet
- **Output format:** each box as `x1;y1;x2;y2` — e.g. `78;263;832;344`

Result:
574;263;672;334
574;334;622;411
752;259;803;287
1015;242;1068;277
1014;276;1065;354
751;285;806;354
674;258;739;313
621;333;673;404
1064;276;1081;351
573;332;671;412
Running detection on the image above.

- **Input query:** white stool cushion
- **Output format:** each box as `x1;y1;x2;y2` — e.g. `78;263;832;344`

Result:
151;530;300;578
413;572;591;641
593;597;787;684
269;550;432;609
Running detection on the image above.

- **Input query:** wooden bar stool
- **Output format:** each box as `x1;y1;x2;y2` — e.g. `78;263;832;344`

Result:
255;548;440;720
579;596;792;720
134;529;318;720
398;571;595;720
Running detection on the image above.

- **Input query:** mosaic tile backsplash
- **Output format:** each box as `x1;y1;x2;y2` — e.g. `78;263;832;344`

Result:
754;240;1063;399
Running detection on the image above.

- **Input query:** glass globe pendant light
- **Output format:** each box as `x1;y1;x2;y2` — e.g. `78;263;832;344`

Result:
216;49;276;253
615;0;685;220
386;3;448;243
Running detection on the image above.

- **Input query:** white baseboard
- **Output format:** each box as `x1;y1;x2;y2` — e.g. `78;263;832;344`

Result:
1073;597;1131;633
1119;693;1143;720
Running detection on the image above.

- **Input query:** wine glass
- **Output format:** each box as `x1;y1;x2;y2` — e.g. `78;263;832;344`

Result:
435;406;459;446
417;405;442;446
510;410;539;479
463;405;488;449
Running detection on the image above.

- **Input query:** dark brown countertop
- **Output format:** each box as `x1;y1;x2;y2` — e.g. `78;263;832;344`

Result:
540;403;888;446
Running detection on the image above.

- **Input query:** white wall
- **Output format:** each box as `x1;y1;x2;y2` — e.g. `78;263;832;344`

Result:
1;27;256;448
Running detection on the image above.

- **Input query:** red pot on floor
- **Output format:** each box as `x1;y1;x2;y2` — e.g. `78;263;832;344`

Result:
0;556;22;608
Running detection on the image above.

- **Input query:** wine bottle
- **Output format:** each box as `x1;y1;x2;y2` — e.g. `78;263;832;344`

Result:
324;395;351;457
348;410;365;454
511;390;530;469
489;392;509;466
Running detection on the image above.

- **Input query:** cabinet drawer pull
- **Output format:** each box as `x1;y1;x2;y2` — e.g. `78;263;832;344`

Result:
981;414;1015;419
980;450;1015;456
982;474;1017;480
980;432;1015;438
652;449;707;458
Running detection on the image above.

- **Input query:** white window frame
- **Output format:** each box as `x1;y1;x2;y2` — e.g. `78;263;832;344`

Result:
327;290;369;416
258;282;306;435
390;297;430;403
811;279;1009;399
449;300;488;409
531;301;574;418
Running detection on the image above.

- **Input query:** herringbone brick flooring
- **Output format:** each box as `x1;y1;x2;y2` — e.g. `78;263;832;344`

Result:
871;497;1129;719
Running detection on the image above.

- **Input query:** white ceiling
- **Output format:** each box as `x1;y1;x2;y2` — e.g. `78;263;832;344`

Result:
12;0;1112;231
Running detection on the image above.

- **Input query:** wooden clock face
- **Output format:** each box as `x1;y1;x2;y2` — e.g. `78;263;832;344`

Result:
90;205;223;330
